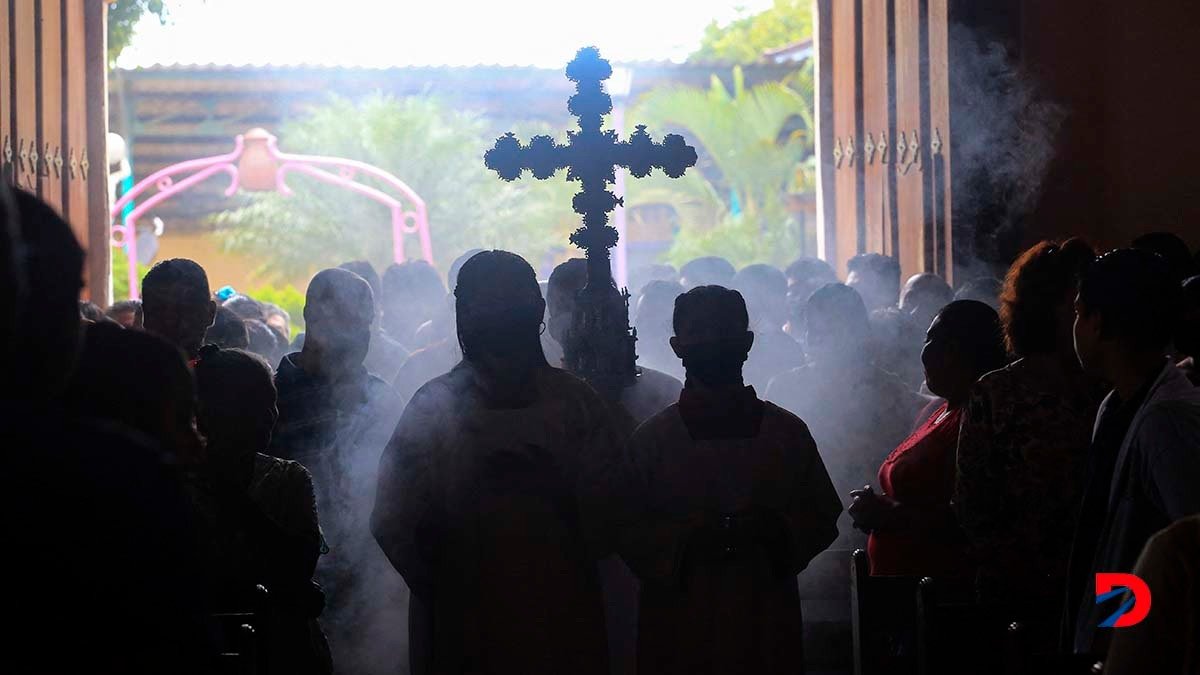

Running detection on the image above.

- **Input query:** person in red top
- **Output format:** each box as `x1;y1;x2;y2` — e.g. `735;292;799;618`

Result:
849;300;1007;576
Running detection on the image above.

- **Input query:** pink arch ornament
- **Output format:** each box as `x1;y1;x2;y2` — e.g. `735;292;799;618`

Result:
110;129;433;300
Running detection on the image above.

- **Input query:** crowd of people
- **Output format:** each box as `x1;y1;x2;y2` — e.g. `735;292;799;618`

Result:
5;179;1199;675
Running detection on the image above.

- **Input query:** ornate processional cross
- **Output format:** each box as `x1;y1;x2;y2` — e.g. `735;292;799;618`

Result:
485;46;698;397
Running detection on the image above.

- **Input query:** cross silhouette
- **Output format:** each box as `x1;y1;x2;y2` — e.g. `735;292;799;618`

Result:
484;46;697;396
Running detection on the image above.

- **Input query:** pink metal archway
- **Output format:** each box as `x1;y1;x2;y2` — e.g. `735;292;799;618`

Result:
110;128;432;299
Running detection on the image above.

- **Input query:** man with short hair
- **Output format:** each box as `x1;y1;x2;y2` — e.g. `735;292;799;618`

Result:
678;256;736;290
339;260;409;382
105;299;143;329
846;252;901;312
1065;248;1200;659
900;272;954;332
621;285;841;675
272;267;404;673
141;258;216;361
731;264;805;392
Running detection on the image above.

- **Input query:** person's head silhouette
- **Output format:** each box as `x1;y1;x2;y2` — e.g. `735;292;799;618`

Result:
454;250;546;365
66;322;201;461
301;267;374;378
142;258;216;359
671;285;753;387
805;282;871;367
195;346;277;482
7;189;85;404
921;299;1007;403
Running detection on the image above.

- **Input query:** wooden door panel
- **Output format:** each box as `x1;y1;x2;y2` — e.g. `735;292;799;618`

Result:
893;0;928;281
831;0;862;278
928;0;953;282
12;0;37;193
861;0;893;258
64;0;88;244
38;0;63;212
1;0;11;185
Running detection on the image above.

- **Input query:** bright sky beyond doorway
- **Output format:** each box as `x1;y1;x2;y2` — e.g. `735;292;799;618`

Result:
117;0;776;68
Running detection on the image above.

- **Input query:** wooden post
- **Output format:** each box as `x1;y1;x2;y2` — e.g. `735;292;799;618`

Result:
85;0;109;305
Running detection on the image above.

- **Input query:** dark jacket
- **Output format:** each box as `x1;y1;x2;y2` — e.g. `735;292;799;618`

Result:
1072;362;1200;654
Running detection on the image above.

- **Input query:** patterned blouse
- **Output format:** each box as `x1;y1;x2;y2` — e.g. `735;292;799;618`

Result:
953;355;1100;600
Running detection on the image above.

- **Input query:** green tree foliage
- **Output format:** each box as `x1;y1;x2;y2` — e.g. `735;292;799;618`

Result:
626;67;816;268
110;250;150;302
107;0;169;65
691;0;813;64
214;94;578;281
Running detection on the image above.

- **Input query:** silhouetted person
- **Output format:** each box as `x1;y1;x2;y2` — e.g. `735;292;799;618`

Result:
390;250;478;402
900;272;954;333
547;258;682;427
784;256;837;340
263;301;292;338
953;276;1003;310
272;267;404;675
954;239;1099;608
66;322;205;462
846;253;901;312
373;250;630;675
1065;249;1200;660
106;298;143;328
732;264;806;393
628;262;678;298
224;293;265;321
679;255;736;289
142;257;216;361
4;188;212;673
245;317;284;364
785;256;837;293
194;346;332;674
870;306;927;389
381;259;448;350
634;279;686;382
621;285;840;675
767;283;929;545
79;300;105;322
849;300;1007;577
207;305;250;349
340;259;409;382
1131;230;1194;283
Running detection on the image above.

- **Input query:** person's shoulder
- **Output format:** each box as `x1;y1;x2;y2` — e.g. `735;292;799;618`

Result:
636;365;683;390
253;452;314;484
1136;394;1200;444
631;402;683;438
273;352;305;385
761;400;815;437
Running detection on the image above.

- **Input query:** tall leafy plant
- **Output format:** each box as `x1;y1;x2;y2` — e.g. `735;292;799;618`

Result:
626;67;816;267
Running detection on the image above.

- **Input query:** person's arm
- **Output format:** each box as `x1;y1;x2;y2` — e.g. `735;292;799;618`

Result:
778;421;842;574
371;389;440;600
1140;403;1200;519
952;385;1009;561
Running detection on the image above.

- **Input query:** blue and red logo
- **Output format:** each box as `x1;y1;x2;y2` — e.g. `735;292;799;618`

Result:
1095;573;1152;628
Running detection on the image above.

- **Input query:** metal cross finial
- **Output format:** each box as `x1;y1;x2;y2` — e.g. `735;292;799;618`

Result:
485;46;698;396
485;46;697;284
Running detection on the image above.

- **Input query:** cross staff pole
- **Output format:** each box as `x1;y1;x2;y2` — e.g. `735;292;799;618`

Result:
485;46;697;396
